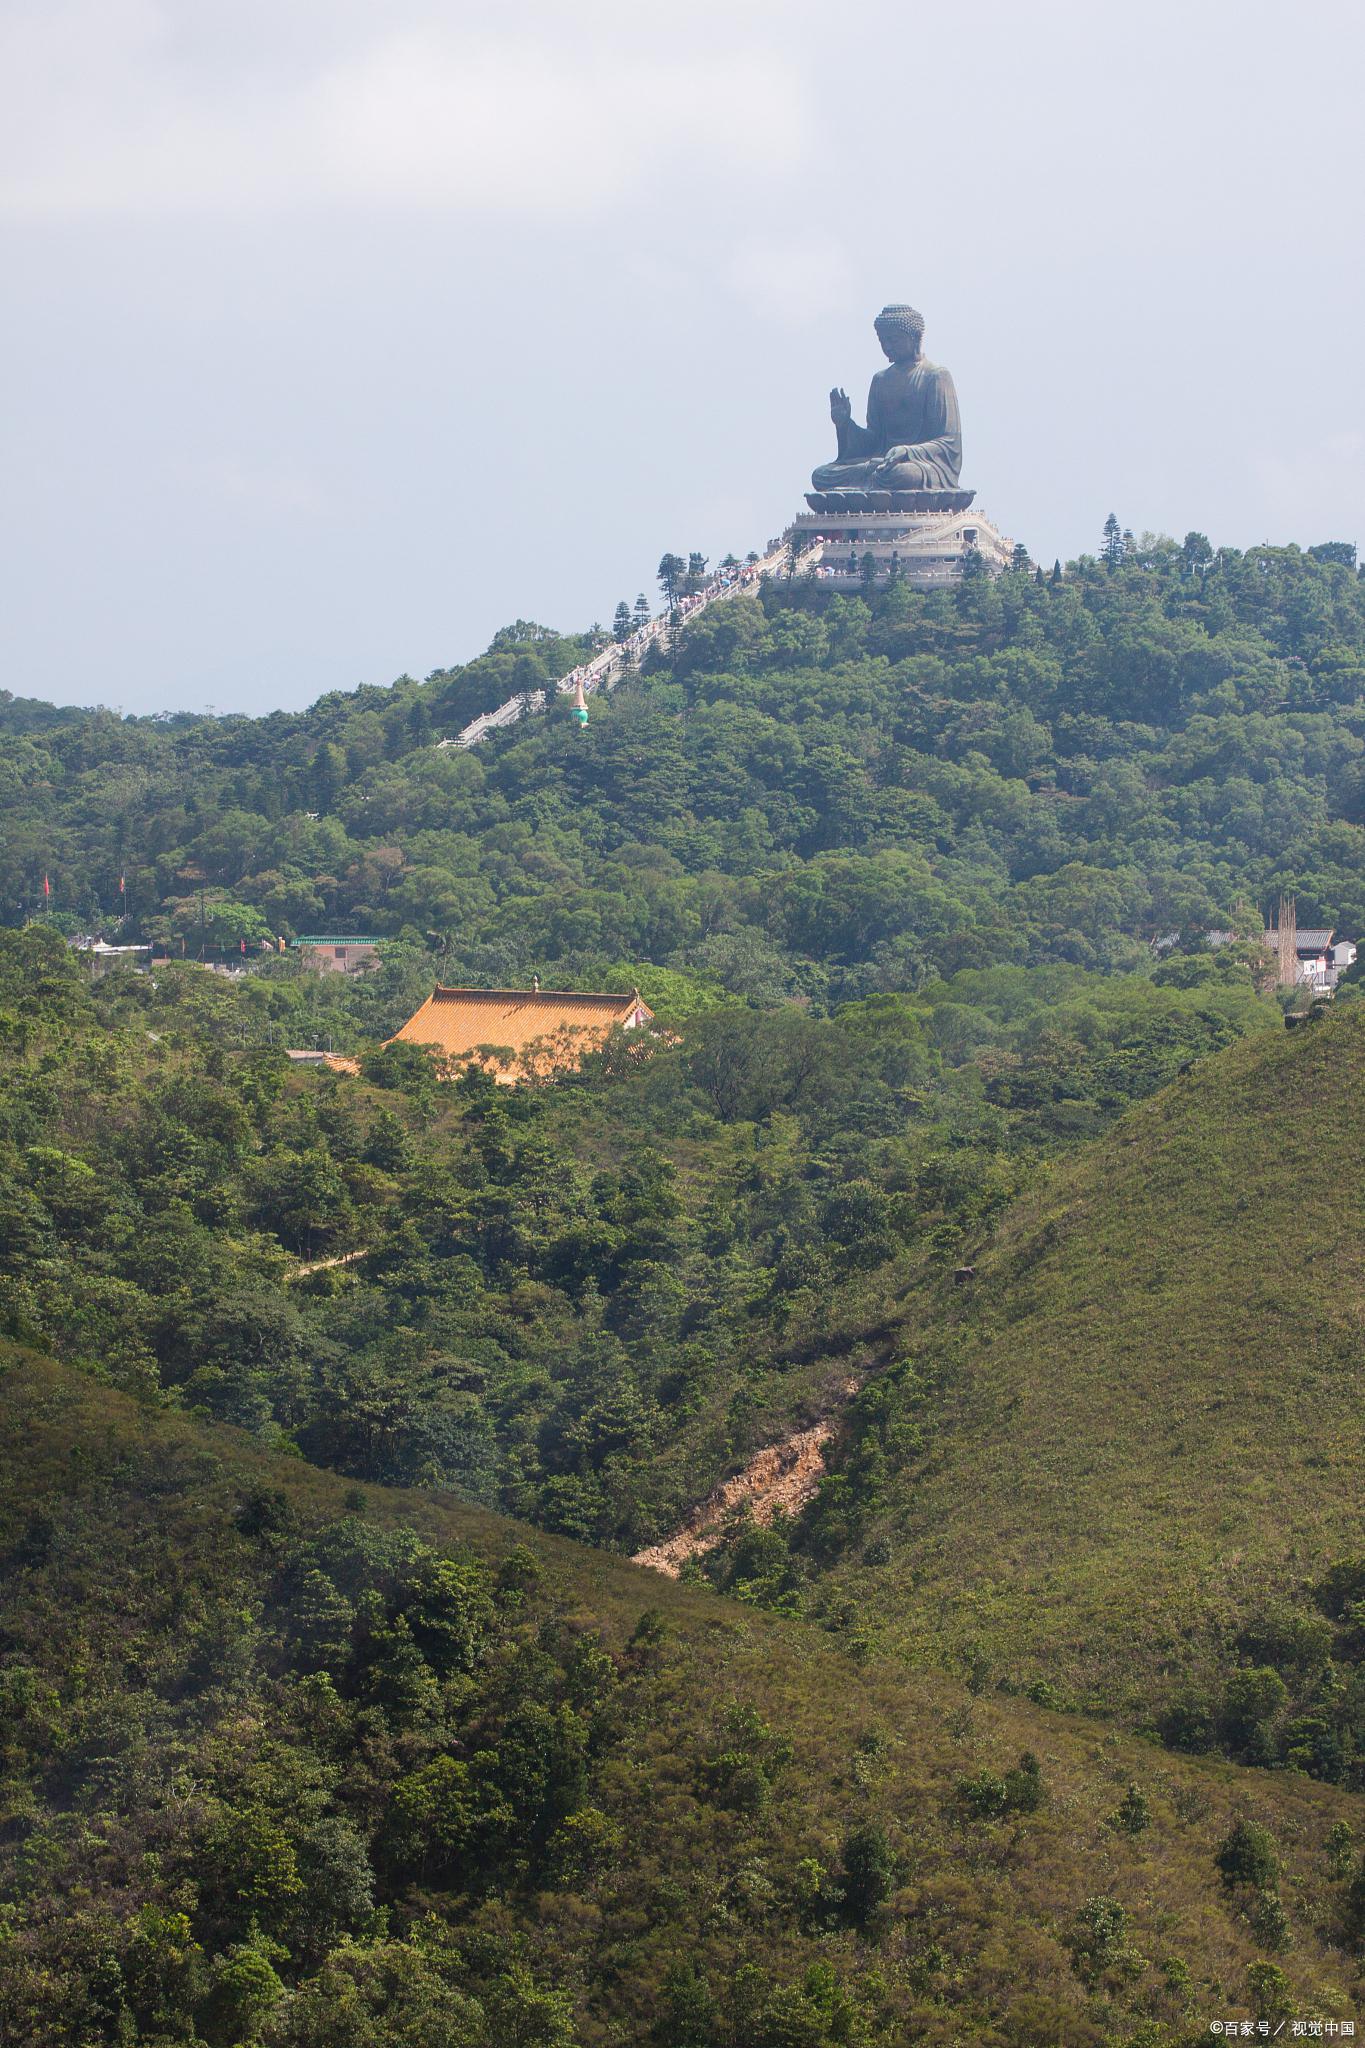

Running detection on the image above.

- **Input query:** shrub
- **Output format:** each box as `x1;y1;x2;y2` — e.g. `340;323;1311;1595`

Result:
1235;1605;1334;1674
1067;1895;1146;1984
1002;1751;1046;1814
839;1823;896;1926
1247;1960;1294;2025
1327;1821;1356;1880
1110;1784;1150;1834
957;1770;1009;1820
1280;1714;1348;1781
656;1964;716;2047
1315;1556;1365;1620
958;1752;1046;1820
790;1856;832;1927
1249;1888;1292;1953
1158;1685;1218;1753
1215;1819;1278;1892
1220;1666;1288;1755
201;1936;285;2047
699;1750;771;1816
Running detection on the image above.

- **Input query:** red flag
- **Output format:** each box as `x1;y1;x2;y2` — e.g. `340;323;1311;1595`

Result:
119;874;126;895
240;937;247;955
42;874;50;899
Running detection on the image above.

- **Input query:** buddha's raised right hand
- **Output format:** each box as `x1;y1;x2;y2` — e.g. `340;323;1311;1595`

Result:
829;388;852;425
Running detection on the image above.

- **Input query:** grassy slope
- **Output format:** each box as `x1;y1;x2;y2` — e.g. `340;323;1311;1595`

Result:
2;1348;1364;2040
831;1005;1365;1710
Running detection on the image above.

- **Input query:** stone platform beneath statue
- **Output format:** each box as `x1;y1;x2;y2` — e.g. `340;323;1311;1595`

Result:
792;497;1019;588
805;487;975;515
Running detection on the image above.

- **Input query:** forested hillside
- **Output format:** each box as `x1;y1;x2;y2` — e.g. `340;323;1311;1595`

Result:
0;926;1279;1551
3;536;1365;1031
6;531;1365;2042
707;1006;1365;1771
4;1349;1365;2047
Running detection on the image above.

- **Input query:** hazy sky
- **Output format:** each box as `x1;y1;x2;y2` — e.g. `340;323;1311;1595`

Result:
3;0;1363;715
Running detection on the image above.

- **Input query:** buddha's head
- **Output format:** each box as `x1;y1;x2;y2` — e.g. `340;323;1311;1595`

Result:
874;303;925;365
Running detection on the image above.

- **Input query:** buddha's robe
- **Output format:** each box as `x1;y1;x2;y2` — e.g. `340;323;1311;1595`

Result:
812;357;962;493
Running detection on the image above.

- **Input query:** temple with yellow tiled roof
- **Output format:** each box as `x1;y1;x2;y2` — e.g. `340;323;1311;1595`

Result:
387;984;654;1084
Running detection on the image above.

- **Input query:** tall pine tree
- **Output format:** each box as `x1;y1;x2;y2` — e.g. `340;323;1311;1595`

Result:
1101;513;1124;571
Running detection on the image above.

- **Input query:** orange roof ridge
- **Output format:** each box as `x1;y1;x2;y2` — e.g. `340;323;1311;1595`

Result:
427;984;644;1002
387;983;655;1084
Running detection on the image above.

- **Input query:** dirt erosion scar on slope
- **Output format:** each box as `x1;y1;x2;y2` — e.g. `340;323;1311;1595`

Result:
632;1420;835;1576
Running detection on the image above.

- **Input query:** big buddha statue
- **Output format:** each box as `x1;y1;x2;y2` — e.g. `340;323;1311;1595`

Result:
809;303;972;512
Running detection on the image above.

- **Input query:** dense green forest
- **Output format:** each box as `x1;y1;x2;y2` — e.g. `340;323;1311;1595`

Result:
5;529;1365;2041
0;926;1279;1551
3;535;1365;1026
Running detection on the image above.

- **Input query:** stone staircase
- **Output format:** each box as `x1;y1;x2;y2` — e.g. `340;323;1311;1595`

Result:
438;537;796;751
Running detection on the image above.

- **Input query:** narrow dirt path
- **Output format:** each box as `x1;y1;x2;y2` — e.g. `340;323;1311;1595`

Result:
286;1247;369;1281
632;1418;837;1578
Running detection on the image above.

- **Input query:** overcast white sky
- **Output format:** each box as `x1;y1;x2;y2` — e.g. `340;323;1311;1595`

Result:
3;0;1363;714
